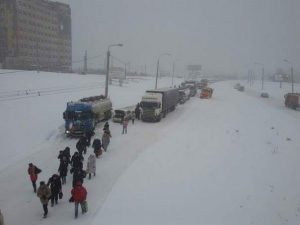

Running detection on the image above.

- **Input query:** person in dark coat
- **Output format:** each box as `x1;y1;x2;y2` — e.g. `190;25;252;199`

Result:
76;136;88;155
71;152;84;170
103;121;109;131
71;167;86;188
37;181;51;218
58;159;68;185
62;147;71;163
85;130;95;147
92;138;102;158
27;163;42;193
58;146;71;163
71;181;87;218
47;174;62;207
135;104;141;120
57;150;64;162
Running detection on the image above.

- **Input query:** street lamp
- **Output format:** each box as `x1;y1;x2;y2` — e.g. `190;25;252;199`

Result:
155;53;171;89
105;43;123;97
283;59;294;93
254;62;264;90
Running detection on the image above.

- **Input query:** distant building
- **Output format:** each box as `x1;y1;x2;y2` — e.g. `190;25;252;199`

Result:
0;0;72;72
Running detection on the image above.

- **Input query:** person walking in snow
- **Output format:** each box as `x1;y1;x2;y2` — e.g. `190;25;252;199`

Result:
71;167;86;188
85;130;95;147
58;159;68;184
27;163;42;193
76;136;88;155
135;103;141;120
71;152;84;171
102;129;111;152
0;209;4;225
47;174;62;207
103;121;109;131
37;181;51;218
122;117;128;134
131;111;135;124
71;181;88;219
92;138;102;158
86;154;96;179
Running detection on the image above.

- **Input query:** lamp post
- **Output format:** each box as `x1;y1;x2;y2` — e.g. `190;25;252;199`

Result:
254;62;264;90
283;59;294;93
155;53;171;89
105;43;123;97
171;59;180;87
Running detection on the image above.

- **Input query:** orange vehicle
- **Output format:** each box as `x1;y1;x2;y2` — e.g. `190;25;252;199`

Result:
200;87;213;99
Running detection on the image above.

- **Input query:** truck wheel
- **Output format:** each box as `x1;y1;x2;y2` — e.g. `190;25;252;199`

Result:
157;114;162;122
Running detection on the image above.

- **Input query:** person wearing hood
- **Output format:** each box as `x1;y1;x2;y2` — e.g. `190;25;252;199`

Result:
37;181;51;218
47;174;62;206
92;138;102;158
86;154;96;179
102;129;111;152
71;167;86;188
71;181;87;218
27;163;42;193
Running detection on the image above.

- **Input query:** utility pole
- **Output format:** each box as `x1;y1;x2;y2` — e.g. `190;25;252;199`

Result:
172;62;175;86
155;59;159;89
105;44;123;98
261;67;264;90
291;66;294;93
105;50;110;97
84;50;87;74
125;63;127;79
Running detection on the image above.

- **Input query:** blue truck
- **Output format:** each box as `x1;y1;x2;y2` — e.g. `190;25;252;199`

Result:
63;95;112;136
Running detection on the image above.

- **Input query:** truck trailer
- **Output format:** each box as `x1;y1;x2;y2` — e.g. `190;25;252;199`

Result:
63;95;112;136
140;87;179;122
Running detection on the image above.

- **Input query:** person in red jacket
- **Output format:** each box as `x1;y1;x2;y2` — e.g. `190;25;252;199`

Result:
71;181;87;218
27;163;42;193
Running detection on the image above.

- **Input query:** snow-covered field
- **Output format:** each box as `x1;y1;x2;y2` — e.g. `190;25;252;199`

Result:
0;70;300;225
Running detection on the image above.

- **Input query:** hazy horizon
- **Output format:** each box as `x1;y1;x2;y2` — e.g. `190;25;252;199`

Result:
57;0;300;77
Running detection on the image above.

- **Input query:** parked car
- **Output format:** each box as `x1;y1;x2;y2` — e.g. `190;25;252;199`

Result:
260;92;269;98
112;105;135;123
237;86;245;92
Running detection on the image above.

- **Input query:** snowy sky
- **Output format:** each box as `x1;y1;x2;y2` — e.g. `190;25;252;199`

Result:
57;0;300;76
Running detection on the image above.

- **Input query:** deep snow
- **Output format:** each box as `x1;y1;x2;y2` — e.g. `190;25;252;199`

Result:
0;70;299;225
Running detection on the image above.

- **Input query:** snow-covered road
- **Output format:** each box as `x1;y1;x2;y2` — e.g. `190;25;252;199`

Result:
0;71;299;225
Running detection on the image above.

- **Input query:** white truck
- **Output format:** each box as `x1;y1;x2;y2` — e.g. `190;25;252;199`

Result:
140;87;179;122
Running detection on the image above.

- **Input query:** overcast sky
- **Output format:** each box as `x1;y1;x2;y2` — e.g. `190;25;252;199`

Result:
58;0;300;76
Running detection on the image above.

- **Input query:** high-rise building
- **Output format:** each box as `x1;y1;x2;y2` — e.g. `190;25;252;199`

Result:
0;0;72;72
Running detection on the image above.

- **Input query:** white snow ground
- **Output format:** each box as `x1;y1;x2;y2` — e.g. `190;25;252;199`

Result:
0;70;299;225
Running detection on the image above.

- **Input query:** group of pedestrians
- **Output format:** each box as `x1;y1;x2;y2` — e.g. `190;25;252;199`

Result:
121;103;141;134
27;122;112;219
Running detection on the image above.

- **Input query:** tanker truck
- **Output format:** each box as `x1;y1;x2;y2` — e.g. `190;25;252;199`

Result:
63;95;112;136
140;87;179;122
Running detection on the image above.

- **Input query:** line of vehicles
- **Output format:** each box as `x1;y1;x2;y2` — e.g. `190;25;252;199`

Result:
234;82;300;110
62;79;213;136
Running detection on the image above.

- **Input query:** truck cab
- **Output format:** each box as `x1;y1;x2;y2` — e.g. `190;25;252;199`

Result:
140;92;163;122
63;102;95;136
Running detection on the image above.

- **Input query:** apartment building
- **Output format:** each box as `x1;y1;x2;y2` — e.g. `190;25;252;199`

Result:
0;0;72;72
